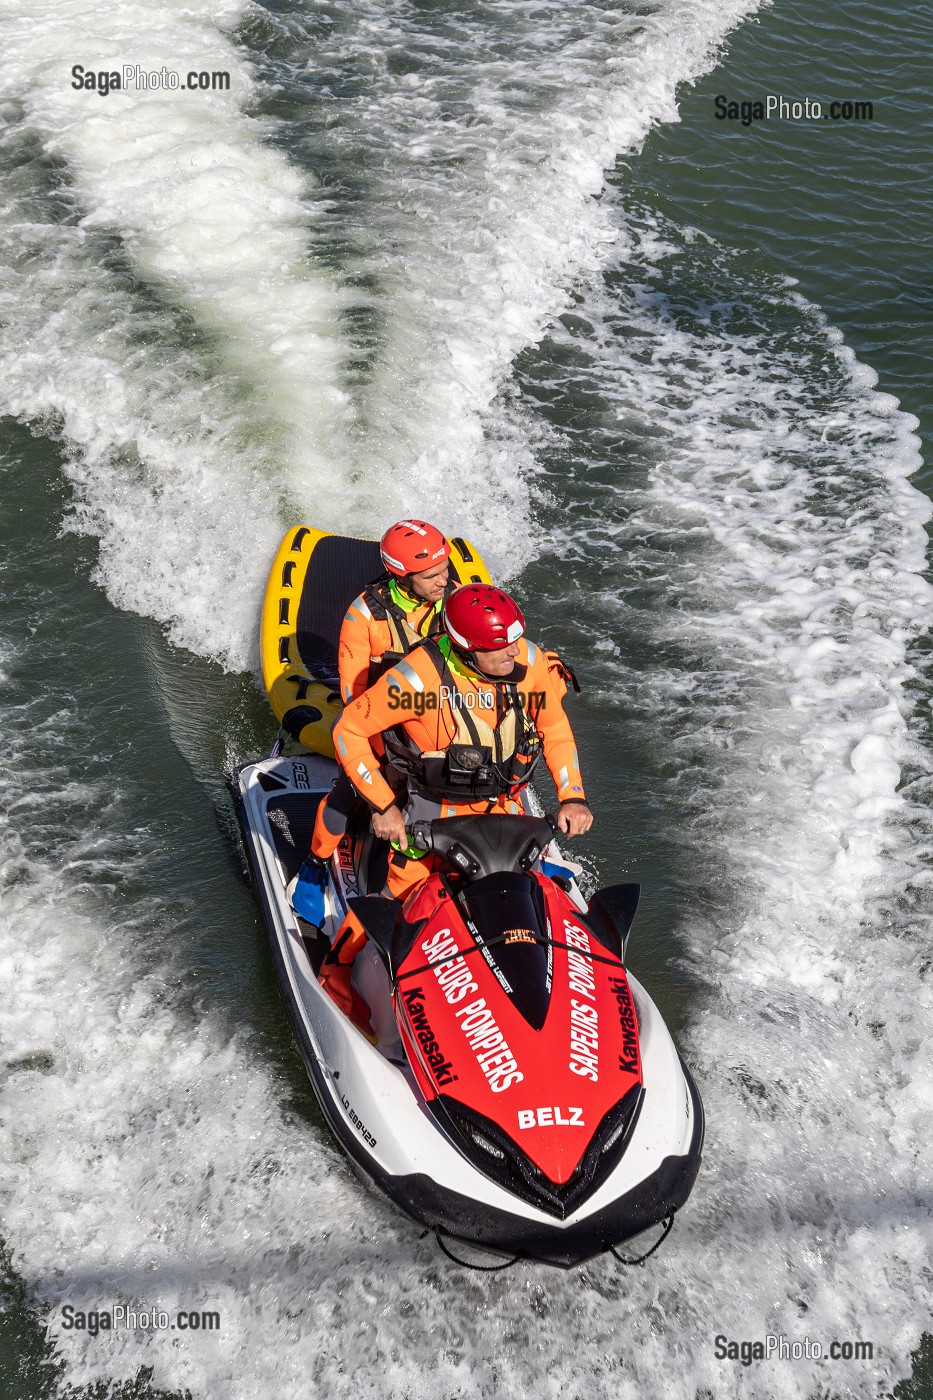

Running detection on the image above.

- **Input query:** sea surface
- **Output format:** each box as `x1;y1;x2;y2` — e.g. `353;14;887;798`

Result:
0;0;931;1397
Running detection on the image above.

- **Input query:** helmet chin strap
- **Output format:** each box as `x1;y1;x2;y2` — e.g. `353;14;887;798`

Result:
398;572;440;605
449;641;511;682
388;574;419;608
455;644;482;674
445;639;482;674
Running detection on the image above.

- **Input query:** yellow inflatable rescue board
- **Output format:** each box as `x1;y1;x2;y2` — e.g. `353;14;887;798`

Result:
260;527;492;758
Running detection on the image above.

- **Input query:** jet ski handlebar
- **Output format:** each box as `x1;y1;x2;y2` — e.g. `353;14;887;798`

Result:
407;813;558;882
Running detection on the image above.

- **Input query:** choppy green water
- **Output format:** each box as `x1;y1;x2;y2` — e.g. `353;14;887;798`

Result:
645;0;933;483
0;0;931;1396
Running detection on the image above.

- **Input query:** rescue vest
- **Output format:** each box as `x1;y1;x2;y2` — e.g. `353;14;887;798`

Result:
362;575;454;686
382;639;543;803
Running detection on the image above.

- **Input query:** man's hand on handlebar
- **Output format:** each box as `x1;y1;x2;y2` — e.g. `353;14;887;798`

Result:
556;802;593;838
371;803;408;846
374;801;591;844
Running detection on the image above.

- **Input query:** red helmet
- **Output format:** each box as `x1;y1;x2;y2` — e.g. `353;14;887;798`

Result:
443;585;525;652
380;519;451;577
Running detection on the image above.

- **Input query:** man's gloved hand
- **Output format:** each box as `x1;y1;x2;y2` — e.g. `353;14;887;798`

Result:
288;856;328;927
556;802;593;838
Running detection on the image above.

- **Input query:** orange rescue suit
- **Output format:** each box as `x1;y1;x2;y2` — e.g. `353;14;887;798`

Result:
337;581;445;705
333;636;586;818
325;636;586;956
310;578;446;862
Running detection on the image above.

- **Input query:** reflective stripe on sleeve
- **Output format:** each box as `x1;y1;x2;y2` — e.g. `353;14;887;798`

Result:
392;658;424;693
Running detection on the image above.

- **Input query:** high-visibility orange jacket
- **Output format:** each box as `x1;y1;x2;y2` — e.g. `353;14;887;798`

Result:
333;637;586;814
337;578;445;705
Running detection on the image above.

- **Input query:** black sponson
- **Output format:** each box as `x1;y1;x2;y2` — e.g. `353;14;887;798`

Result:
295;534;382;684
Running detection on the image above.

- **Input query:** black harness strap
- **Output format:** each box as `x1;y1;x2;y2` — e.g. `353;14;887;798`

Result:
363;576;453;637
360;577;452;687
382;639;541;803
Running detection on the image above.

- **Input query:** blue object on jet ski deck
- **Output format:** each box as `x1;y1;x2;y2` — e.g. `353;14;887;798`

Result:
542;857;575;884
291;858;327;926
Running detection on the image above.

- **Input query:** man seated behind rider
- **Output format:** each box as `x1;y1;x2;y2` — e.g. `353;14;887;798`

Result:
337;518;453;708
316;584;593;1021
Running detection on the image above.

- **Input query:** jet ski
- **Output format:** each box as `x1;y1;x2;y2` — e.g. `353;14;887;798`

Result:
230;528;704;1267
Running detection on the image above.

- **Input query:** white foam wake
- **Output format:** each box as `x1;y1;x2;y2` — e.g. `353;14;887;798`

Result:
510;205;933;1396
0;0;354;671
0;0;764;659
0;0;349;493
280;0;766;569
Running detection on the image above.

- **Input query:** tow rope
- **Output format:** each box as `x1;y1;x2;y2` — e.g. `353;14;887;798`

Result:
432;1229;521;1271
610;1212;676;1265
430;1214;676;1270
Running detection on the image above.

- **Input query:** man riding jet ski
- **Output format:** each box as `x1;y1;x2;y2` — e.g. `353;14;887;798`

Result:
293;518;457;927
314;583;593;1022
232;525;704;1265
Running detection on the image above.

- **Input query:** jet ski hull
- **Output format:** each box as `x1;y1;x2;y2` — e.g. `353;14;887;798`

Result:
231;753;704;1267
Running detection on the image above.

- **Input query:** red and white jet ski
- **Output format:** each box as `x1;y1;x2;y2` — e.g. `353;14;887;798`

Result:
231;751;704;1267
